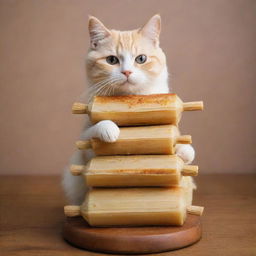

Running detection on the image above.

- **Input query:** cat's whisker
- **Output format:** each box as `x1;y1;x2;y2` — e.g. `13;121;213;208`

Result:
98;85;110;97
112;84;118;95
89;77;114;87
109;85;114;96
88;78;113;94
89;75;124;93
88;81;113;101
96;84;110;94
87;76;126;101
105;85;114;96
94;79;116;93
88;80;109;92
90;77;117;90
94;79;119;97
99;81;117;95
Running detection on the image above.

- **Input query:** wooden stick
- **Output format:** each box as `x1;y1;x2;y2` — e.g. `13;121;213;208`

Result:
181;165;198;176
64;205;81;217
176;135;192;144
72;103;88;114
183;101;204;111
76;140;91;150
187;205;204;216
70;164;86;176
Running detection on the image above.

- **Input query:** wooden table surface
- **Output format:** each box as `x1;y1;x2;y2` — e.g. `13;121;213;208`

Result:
0;174;255;256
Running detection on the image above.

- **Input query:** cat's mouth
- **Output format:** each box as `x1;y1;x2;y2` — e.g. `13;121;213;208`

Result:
122;81;133;86
120;79;135;86
114;80;142;95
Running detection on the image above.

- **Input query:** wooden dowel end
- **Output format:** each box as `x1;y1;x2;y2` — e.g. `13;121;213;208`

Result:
64;205;81;217
183;101;204;111
70;165;85;176
181;165;198;176
187;205;204;216
76;140;91;150
72;103;89;114
176;135;192;144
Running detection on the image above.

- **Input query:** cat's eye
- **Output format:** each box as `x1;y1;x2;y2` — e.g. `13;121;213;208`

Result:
106;55;119;65
135;54;147;64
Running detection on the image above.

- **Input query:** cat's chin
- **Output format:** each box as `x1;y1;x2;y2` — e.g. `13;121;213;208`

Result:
115;82;151;96
120;81;135;87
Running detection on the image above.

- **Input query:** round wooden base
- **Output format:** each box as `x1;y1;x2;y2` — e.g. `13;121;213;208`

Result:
62;214;202;254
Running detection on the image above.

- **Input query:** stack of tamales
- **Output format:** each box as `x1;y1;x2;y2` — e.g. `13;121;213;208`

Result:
64;93;204;226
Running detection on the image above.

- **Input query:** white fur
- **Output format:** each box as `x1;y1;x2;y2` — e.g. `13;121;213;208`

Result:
176;144;195;164
80;120;120;142
62;150;89;204
149;66;169;94
62;121;120;204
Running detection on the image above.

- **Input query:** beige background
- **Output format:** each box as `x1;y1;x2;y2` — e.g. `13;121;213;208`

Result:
0;0;255;175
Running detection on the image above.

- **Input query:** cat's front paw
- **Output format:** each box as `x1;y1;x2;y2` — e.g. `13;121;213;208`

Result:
176;144;195;164
95;120;120;142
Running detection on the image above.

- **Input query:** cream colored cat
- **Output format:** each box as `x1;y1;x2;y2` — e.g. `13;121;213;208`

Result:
62;15;195;204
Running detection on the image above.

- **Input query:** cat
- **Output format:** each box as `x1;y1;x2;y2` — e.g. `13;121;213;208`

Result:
62;14;195;204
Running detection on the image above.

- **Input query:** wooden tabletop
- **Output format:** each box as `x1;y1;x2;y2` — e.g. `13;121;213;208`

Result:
0;174;255;256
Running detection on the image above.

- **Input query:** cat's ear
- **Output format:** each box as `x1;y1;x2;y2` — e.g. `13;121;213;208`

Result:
88;16;111;49
138;14;161;47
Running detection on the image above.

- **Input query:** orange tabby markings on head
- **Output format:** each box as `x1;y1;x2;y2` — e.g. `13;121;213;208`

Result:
86;14;168;97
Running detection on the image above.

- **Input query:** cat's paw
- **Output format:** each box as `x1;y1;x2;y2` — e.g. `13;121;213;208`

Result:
176;144;195;164
95;120;120;142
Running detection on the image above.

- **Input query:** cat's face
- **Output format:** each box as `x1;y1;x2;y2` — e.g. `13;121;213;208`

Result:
86;15;168;100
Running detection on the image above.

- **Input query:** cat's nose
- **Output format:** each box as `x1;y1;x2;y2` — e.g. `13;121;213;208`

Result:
122;70;132;77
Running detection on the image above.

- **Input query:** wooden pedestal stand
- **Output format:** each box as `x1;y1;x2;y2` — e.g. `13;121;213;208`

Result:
62;214;202;254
